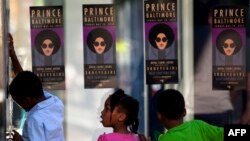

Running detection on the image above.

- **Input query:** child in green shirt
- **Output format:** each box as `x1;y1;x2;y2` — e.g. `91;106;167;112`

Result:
156;89;224;141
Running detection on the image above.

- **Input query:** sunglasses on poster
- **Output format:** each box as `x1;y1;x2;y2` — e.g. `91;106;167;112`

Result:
41;43;54;49
223;43;236;48
155;37;168;43
93;41;106;47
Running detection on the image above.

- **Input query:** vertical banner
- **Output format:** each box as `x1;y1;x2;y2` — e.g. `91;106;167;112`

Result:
212;6;246;90
30;6;65;90
144;0;178;84
83;4;117;88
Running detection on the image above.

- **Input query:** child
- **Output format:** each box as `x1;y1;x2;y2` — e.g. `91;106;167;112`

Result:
156;89;224;141
8;71;65;141
98;89;146;141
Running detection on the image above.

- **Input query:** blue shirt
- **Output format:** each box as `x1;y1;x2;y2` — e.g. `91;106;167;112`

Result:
22;91;64;141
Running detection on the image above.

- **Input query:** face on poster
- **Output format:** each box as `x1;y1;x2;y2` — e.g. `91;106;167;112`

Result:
32;29;63;57
145;22;177;60
31;28;65;66
83;26;115;64
212;28;245;66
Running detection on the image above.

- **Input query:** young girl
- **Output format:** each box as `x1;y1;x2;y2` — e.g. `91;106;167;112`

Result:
98;89;146;141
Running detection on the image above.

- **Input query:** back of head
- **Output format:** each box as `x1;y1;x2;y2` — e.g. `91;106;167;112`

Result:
156;89;185;120
9;71;44;99
109;89;140;133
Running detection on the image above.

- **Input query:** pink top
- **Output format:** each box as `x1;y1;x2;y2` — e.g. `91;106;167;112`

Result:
97;133;140;141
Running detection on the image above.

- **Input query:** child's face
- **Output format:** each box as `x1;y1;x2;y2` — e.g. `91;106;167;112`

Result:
11;95;34;112
100;97;124;128
100;97;111;127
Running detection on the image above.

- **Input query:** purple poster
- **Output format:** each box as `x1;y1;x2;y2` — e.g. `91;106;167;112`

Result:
144;0;178;84
212;6;246;90
30;6;65;90
83;4;117;88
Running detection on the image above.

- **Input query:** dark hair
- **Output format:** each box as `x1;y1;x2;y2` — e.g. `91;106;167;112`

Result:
148;23;174;49
216;29;242;55
9;71;44;99
87;28;113;53
156;89;185;120
109;89;139;133
35;29;61;55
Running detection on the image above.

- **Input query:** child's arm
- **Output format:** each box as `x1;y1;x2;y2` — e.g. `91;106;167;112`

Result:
138;134;151;141
9;33;23;76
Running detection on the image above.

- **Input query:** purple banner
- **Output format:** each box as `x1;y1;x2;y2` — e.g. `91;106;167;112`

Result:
212;5;246;90
30;6;65;90
144;0;178;84
83;4;117;88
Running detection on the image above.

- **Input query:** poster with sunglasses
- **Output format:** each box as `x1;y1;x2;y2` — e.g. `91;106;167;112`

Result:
144;0;178;84
212;6;246;90
83;4;117;88
30;6;65;90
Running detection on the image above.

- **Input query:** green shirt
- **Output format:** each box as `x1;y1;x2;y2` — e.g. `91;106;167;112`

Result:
158;120;224;141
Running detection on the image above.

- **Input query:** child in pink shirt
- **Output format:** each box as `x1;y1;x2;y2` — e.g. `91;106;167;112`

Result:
98;89;147;141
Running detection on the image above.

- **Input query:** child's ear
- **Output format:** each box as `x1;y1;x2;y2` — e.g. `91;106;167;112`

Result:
156;112;162;120
182;108;187;117
24;97;34;104
118;113;127;121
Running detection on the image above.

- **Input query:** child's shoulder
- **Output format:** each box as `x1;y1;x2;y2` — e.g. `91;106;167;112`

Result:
188;119;223;131
188;119;210;125
98;132;140;141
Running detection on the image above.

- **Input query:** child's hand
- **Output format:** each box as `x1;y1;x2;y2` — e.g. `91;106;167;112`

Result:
6;129;23;141
6;129;14;141
12;130;23;141
138;134;151;141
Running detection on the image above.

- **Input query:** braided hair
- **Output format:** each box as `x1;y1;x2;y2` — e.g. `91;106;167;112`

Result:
109;89;139;133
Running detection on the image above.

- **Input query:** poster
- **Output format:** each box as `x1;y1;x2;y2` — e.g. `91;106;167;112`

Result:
30;6;65;90
144;0;178;84
212;6;246;90
83;4;117;88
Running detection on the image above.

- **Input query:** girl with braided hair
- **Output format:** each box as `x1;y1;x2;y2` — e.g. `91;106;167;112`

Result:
98;89;148;141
